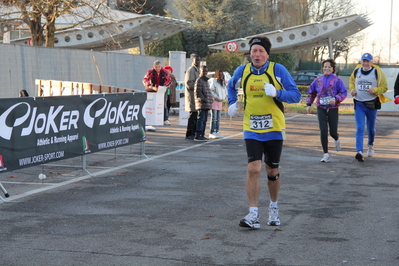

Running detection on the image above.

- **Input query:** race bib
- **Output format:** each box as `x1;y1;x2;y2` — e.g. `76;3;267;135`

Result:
250;114;273;130
319;96;333;105
357;81;372;91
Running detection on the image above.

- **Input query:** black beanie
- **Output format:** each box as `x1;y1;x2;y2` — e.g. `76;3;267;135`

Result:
249;37;271;55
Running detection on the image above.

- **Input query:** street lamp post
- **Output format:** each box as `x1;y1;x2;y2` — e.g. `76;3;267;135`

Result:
388;0;393;65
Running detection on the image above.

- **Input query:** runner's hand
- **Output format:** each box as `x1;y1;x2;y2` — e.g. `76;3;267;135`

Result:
228;102;238;116
264;82;277;97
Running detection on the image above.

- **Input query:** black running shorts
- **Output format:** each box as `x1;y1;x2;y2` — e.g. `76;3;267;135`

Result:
245;139;283;168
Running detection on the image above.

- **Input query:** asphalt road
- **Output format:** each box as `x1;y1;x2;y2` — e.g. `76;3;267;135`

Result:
1;112;399;266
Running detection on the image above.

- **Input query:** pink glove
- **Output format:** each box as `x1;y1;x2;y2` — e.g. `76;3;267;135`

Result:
394;97;399;105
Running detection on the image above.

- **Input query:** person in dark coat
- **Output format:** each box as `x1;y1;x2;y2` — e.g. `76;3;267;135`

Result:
184;54;201;140
194;65;213;141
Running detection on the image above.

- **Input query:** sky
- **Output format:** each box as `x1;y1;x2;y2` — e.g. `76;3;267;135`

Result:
352;0;398;64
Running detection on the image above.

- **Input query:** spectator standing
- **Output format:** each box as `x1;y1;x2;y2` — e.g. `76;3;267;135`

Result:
184;54;201;140
194;65;213;141
142;60;171;126
142;60;171;92
163;66;177;125
394;72;399;105
227;37;301;229
208;70;227;139
349;53;388;162
306;59;347;162
19;90;29;97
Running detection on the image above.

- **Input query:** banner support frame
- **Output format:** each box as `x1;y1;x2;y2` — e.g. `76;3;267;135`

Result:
81;155;93;176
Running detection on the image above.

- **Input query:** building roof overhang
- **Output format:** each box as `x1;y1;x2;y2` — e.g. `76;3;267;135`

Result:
208;14;371;53
8;6;191;51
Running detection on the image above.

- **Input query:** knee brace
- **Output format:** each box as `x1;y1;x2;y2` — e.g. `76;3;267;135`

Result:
267;173;280;181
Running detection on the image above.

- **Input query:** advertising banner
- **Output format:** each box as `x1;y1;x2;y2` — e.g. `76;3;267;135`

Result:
0;93;146;173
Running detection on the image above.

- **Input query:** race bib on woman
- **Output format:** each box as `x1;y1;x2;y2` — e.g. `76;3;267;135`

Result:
319;96;333;105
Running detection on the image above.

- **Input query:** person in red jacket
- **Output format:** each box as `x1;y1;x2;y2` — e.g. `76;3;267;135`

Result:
163;66;177;125
142;60;171;92
143;60;172;125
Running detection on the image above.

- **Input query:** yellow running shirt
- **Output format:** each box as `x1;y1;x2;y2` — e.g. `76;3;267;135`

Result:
241;62;285;137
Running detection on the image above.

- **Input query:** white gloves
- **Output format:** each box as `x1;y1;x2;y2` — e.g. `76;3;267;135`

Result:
264;82;277;97
228;102;238;116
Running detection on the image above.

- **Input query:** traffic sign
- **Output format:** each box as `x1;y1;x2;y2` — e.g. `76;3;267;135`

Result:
225;41;239;52
27;38;33;46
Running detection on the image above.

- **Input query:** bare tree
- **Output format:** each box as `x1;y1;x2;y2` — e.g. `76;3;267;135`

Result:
306;0;364;62
257;0;309;30
0;0;146;47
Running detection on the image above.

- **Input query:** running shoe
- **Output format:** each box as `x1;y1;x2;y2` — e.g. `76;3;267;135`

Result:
216;132;224;138
355;152;364;162
208;133;217;139
267;207;281;226
320;153;329;162
367;145;374;157
335;139;341;151
239;212;260;229
164;120;171;126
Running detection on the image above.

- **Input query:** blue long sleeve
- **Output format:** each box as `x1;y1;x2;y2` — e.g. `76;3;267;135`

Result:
273;63;301;103
227;65;245;105
228;62;300;105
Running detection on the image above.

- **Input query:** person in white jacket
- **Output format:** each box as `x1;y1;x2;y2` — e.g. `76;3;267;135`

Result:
208;70;227;139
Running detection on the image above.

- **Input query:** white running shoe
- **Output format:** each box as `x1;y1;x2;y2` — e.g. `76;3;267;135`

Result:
208;133;217;139
214;132;224;138
267;207;280;226
320;153;329;162
367;145;374;157
335;139;341;151
239;212;260;229
164;120;171;126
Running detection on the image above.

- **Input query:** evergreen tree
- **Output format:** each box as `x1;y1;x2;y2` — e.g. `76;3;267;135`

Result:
145;33;184;57
269;53;296;72
205;51;243;75
175;0;267;58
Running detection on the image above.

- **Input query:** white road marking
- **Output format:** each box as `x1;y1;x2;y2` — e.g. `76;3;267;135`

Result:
1;132;243;203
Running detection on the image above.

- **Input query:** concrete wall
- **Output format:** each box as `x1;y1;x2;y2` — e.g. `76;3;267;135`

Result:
0;43;189;98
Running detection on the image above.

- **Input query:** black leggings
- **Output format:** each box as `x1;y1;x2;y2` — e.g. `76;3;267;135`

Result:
317;107;339;153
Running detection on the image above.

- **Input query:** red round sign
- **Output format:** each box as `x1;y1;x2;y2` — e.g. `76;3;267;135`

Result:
27;38;33;46
225;41;239;52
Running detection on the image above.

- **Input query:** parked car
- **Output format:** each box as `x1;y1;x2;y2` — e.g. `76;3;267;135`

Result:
291;74;318;86
296;70;322;76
